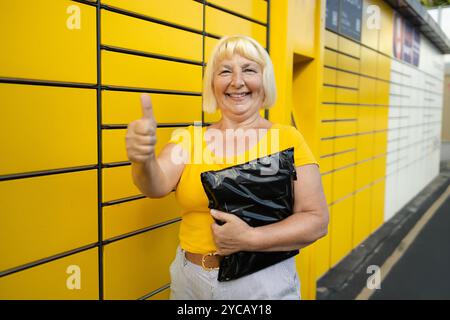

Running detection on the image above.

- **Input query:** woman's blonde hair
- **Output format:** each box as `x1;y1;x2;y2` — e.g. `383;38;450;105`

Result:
202;35;277;114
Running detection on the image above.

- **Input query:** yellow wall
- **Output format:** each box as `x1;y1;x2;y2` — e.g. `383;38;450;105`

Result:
1;0;400;300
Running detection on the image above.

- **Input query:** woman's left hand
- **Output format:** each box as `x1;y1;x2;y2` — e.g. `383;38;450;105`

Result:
210;209;254;256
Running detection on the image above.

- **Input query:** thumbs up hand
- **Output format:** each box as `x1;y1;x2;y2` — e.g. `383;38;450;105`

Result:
126;94;158;163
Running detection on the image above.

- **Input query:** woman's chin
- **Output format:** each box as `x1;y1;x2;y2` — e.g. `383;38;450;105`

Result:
224;104;253;116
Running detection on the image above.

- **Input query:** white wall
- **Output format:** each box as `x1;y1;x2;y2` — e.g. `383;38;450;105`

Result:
384;33;444;222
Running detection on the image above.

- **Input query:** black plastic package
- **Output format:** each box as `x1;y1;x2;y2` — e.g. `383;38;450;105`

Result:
200;147;299;282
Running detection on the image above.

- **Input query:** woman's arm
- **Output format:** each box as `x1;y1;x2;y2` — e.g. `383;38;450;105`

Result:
131;143;185;198
126;94;186;198
211;163;329;254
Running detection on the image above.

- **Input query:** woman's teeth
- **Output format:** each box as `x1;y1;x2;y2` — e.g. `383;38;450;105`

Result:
227;93;249;98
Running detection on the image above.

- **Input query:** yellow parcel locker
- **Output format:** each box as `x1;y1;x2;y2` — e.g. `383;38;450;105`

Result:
101;10;202;62
208;0;267;23
337;54;359;74
338;36;360;58
0;248;99;300
0;171;98;271
376;53;391;81
324;49;338;68
323;68;337;85
102;127;179;200
357;106;376;133
102;51;202;92
375;80;390;106
103;166;140;202
332;166;355;202
101;0;203;31
0;0;96;83
329;196;354;267
322;87;337;103
360;47;377;77
103;194;182;240
324;30;338;50
337;71;359;89
103;222;180;300
371;179;385;231
352;186;372;247
321;172;333;205
356;134;375;161
359;77;376;105
205;7;266;47
355;160;373;190
0;84;97;175
102;91;202;125
204;36;220;63
336;88;358;104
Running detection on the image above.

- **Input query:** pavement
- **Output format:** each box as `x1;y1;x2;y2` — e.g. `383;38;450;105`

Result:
316;160;450;300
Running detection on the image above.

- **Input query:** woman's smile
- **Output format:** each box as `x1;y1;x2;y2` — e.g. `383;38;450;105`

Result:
213;54;265;116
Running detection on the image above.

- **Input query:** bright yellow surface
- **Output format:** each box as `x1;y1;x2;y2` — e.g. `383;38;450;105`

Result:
353;187;372;247
323;87;337;102
329;196;354;266
377;0;394;56
0;248;99;300
290;0;316;58
103;222;179;300
102;10;202;62
332;167;355;202
337;54;359;73
103;166;140;202
371;179;386;231
101;0;203;31
355;160;374;190
356;135;375;162
0;170;97;271
360;47;378;76
102;51;202;92
324;30;338;49
324;49;338;67
102;91;202;125
0;84;97;175
338;37;360;58
103;194;182;239
205;7;267;47
0;0;96;83
208;0;267;23
359;77;376;104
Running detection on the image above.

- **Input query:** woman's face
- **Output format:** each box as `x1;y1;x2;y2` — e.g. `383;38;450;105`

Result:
213;54;265;119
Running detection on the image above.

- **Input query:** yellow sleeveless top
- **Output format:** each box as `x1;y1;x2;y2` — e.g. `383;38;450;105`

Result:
166;123;318;254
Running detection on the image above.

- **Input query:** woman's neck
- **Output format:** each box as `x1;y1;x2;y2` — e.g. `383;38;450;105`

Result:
215;114;270;131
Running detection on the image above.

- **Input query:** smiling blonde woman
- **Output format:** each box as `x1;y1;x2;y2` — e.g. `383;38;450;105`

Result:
125;35;329;300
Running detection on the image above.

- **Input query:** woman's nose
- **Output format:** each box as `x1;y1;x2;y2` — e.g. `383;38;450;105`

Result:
231;71;244;87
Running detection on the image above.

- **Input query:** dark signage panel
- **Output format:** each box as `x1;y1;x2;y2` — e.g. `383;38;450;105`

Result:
340;0;362;41
326;0;339;32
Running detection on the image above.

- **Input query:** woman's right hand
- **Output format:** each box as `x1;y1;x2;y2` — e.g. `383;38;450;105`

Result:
126;94;157;163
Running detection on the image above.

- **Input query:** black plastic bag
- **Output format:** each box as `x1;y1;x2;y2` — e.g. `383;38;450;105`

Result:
200;147;299;282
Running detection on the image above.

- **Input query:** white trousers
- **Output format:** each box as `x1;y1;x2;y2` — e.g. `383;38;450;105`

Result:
169;246;301;300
